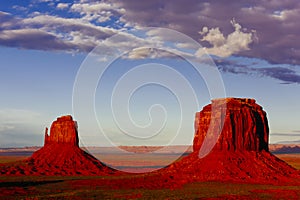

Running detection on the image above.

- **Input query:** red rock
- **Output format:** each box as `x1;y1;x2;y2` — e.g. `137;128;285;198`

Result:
0;115;116;176
193;98;269;154
162;98;299;184
44;115;79;146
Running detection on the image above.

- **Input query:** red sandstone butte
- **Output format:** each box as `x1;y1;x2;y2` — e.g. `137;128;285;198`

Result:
193;98;269;153
164;98;300;184
0;115;115;176
44;115;79;146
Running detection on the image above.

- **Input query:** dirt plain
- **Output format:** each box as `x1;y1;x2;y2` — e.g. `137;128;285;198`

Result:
0;148;299;199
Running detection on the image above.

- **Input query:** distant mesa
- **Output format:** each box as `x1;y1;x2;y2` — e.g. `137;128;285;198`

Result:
271;145;300;154
0;115;115;175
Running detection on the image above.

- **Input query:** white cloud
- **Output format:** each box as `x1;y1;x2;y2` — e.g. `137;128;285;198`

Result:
200;27;226;47
56;3;69;10
127;47;153;59
12;5;27;11
19;14;120;51
175;42;198;49
0;28;54;39
127;47;188;60
92;28;196;60
23;14;115;34
92;31;151;58
71;2;118;13
22;14;118;42
70;2;125;23
196;19;254;57
0;11;11;16
126;47;173;59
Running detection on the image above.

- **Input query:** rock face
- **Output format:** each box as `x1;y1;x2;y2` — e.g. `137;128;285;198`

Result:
163;98;299;184
44;115;79;146
0;115;115;176
193;98;269;153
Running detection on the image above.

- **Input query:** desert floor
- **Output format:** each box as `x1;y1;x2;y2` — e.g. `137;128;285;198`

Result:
0;153;299;199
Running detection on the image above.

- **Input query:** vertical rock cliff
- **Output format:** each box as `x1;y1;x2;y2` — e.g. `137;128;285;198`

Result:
165;98;299;183
193;98;269;153
44;115;79;146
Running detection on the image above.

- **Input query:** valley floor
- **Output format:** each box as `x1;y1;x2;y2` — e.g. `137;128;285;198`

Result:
0;153;300;199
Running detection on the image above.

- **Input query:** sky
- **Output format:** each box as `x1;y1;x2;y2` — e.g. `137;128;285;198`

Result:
0;0;300;147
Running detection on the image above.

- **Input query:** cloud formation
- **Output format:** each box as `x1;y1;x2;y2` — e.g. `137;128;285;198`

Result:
56;3;69;10
70;1;125;23
259;67;300;84
197;19;254;57
0;0;300;67
116;0;300;65
216;58;300;84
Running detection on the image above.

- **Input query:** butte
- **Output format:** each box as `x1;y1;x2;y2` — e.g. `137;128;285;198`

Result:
0;115;115;175
164;98;300;184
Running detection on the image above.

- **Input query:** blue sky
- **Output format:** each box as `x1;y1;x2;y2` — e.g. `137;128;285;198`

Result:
0;0;300;147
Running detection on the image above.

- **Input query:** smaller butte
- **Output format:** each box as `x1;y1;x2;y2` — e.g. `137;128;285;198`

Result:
44;115;79;146
0;115;115;176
